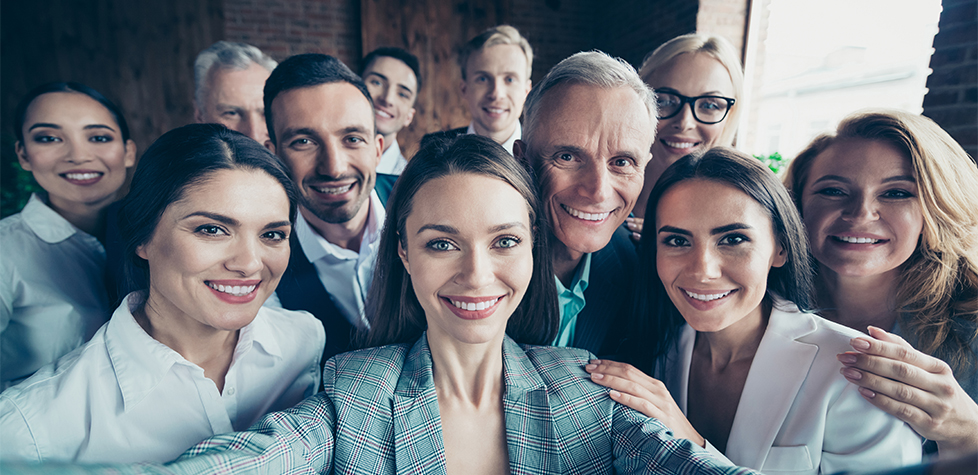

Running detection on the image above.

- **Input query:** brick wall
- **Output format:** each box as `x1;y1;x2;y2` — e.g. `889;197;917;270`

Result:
922;0;978;160
223;0;361;65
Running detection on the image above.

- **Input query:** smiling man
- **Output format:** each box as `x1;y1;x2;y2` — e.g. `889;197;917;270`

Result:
421;25;532;155
515;51;657;354
261;54;397;362
193;41;277;144
359;47;422;175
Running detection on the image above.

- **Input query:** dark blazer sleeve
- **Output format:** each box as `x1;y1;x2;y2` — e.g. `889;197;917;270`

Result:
572;226;637;356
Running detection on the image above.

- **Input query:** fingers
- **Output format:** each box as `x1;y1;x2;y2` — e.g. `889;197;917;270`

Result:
847;328;949;375
849;380;935;429
586;360;669;419
625;217;644;243
586;360;662;394
606;387;667;420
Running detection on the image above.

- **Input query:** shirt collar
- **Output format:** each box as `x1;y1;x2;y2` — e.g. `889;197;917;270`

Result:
378;141;406;175
554;252;592;296
20;193;80;244
295;190;386;263
465;121;521;155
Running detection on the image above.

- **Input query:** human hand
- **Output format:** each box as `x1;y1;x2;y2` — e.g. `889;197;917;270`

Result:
624;217;643;244
837;326;978;457
586;359;705;447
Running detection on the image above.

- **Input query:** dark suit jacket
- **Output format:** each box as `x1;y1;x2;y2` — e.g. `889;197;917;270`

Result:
418;126;467;151
275;173;397;364
571;226;637;356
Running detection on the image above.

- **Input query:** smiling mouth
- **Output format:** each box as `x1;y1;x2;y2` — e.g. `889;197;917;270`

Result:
376;109;394;119
662;140;698;149
832;236;884;244
207;282;257;297
684;289;733;302
483;107;508;115
449;297;500;311
311;183;354;195
62;172;103;180
562;204;611;221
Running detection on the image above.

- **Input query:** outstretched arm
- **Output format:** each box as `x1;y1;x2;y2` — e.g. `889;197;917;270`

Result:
838;326;978;458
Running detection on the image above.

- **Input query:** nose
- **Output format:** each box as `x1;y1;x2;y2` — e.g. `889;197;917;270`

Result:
241;113;270;144
486;78;502;99
672;103;697;131
226;236;264;276
382;85;396;106
315;141;349;179
577;160;614;204
841;191;878;224
65;138;93;164
456;247;495;290
689;243;722;281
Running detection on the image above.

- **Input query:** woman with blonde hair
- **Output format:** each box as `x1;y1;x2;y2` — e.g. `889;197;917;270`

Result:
784;110;978;456
630;33;745;224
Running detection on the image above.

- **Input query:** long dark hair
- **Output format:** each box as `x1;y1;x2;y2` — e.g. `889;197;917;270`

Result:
118;124;298;296
14;81;130;142
622;147;814;373
361;134;558;348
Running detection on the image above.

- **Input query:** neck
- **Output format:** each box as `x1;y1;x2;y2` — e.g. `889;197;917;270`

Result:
135;292;239;392
301;203;371;253
815;265;900;332
694;301;769;370
552;240;585;287
47;194;113;240
428;332;505;406
474;122;517;146
382;133;397;153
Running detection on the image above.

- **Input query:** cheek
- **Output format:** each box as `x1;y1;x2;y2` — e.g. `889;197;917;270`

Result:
265;245;291;277
699;123;725;146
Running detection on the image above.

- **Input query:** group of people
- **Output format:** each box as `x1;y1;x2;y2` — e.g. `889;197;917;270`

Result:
0;23;976;475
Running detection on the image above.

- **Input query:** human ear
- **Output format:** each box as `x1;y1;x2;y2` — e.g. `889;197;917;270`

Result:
15;141;31;171
398;238;410;275
772;243;787;269
123;139;137;168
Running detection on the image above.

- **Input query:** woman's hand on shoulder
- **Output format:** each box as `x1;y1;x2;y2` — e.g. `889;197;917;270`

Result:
837;326;978;457
585;359;705;447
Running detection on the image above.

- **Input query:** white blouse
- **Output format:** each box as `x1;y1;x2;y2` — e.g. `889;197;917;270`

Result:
0;293;324;463
0;194;110;389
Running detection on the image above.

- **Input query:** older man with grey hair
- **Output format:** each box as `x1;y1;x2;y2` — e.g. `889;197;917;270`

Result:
514;51;657;355
193;41;277;144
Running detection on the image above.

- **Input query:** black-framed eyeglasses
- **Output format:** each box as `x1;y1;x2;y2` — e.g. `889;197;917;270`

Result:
656;92;736;124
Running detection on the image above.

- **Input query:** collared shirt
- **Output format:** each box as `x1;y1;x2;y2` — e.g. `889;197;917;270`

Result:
272;190;385;329
466;121;521;156
553;253;592;347
0;292;323;463
0;194;109;390
377;140;408;175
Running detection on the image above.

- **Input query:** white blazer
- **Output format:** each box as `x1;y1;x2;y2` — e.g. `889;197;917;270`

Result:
657;299;922;474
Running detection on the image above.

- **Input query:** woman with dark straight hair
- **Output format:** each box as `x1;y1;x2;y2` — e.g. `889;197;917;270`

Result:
0;124;323;463
2;82;136;389
588;148;920;473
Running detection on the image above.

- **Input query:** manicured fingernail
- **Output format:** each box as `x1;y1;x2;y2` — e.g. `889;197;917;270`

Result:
609;390;621;398
851;338;871;351
842;368;862;380
837;354;857;364
858;387;876;398
591;372;604;380
585;364;597;371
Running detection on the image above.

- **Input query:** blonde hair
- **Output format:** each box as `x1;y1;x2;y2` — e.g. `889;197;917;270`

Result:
786;110;978;373
639;33;744;146
458;25;533;80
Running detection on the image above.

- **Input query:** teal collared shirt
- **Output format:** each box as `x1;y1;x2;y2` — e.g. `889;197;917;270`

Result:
553;253;592;347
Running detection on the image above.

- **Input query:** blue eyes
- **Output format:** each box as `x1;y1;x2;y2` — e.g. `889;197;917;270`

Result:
427;240;456;252
195;225;288;241
424;236;522;252
661;234;748;247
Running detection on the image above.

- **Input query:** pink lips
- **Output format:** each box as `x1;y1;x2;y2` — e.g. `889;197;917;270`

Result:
441;295;503;321
60;170;104;186
206;279;261;304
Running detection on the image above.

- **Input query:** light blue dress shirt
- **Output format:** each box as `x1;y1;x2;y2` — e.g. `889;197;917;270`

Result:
553;253;591;347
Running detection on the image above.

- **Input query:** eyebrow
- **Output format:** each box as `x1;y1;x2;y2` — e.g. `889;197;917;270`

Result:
417;222;526;235
658;223;752;235
183;211;291;230
656;87;727;96
28;123;116;133
279;127;318;141
811;174;916;185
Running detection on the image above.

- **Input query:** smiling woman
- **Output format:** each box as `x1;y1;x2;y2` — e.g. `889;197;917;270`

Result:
0;124;324;463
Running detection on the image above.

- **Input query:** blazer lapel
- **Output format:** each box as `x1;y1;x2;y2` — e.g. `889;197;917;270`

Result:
392;336;449;475
724;305;819;468
501;337;556;473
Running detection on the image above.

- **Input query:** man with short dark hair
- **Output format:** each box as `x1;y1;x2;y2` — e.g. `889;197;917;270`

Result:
193;41;277;144
262;54;396;361
422;25;532;155
359;47;422;175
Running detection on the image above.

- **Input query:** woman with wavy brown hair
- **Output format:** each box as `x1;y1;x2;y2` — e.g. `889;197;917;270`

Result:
784;110;978;456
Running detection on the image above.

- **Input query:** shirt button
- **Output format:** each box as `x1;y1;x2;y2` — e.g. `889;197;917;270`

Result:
226;387;236;396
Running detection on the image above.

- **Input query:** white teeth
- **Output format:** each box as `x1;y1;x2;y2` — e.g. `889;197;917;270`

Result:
563;205;611;221
376;110;393;119
208;282;257;297
685;290;732;302
485;108;505;114
64;172;101;180
836;236;880;244
664;141;696;149
450;298;499;311
312;183;354;194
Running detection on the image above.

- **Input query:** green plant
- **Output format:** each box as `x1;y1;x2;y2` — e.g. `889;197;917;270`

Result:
754;152;786;175
1;133;41;218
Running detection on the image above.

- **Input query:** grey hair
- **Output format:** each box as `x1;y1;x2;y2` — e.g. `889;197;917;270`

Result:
193;41;278;109
522;51;656;146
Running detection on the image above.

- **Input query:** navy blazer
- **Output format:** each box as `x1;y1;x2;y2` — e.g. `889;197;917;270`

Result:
274;173;397;364
571;226;637;356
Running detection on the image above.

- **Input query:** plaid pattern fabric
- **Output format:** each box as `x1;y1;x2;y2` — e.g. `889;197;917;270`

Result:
131;335;760;474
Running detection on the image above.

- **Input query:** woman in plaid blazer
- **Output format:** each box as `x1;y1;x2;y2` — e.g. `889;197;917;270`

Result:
143;135;761;474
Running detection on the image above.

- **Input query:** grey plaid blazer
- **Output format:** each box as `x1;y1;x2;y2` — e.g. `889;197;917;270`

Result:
156;335;759;474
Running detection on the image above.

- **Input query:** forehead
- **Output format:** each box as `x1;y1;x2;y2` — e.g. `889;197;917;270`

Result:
810;138;913;181
364;56;418;89
467;44;528;76
657;179;772;229
531;83;653;155
650;52;734;97
206;63;270;100
170;168;289;218
406;173;530;231
270;82;374;132
25;92;116;126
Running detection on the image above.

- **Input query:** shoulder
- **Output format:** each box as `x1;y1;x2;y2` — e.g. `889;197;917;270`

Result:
518;344;606;396
592;227;637;272
254;306;326;351
325;343;411;392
